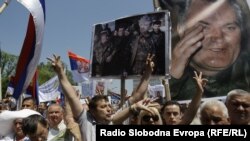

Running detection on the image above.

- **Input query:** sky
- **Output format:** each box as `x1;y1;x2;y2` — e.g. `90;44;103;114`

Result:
0;0;155;94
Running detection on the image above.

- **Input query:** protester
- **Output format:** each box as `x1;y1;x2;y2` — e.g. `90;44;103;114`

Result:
0;109;40;139
199;99;230;125
225;89;250;125
22;114;49;141
161;71;207;125
21;97;37;110
48;53;155;141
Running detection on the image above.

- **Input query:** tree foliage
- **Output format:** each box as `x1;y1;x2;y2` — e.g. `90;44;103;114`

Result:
1;51;75;98
1;51;18;97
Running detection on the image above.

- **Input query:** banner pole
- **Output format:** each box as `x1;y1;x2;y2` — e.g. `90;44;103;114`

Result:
119;72;127;108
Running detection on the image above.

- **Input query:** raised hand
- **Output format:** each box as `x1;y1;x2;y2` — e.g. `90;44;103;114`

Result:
46;54;64;74
193;71;208;93
170;25;204;79
145;53;155;73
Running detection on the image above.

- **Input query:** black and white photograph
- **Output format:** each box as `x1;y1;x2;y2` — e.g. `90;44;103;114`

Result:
90;11;171;78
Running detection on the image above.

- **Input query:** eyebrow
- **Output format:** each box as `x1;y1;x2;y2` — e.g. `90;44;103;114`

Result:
198;20;239;26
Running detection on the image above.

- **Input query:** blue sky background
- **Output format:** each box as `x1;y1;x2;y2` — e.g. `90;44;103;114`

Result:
0;0;153;65
0;0;154;94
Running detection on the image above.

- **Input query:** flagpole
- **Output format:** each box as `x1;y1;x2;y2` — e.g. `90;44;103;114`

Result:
0;64;2;100
119;72;127;108
0;42;2;100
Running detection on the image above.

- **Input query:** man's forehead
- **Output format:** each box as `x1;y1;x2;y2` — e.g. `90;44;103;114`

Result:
230;94;250;102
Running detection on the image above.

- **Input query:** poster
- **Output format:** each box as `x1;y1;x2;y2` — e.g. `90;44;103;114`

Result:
90;10;171;78
159;0;250;100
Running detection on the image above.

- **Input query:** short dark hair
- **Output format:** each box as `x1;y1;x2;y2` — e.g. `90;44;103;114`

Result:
161;100;182;113
22;97;37;105
153;20;161;25
88;95;109;111
22;114;47;136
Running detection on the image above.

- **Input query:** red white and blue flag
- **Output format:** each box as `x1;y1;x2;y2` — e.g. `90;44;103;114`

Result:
68;51;90;83
12;0;46;100
26;70;39;105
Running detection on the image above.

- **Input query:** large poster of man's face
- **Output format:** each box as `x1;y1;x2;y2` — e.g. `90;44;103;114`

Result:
90;11;171;78
159;0;250;100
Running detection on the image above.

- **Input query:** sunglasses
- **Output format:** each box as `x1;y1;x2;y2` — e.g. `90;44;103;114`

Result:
142;115;159;122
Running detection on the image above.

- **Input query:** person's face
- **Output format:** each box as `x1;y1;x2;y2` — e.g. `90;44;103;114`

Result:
141;113;160;125
47;105;63;127
226;94;250;124
92;99;112;124
22;99;36;110
162;105;182;125
139;21;151;34
101;34;108;44
200;105;230;125
153;24;161;32
118;28;125;36
0;103;10;112
13;119;25;137
187;1;241;76
28;122;48;141
38;103;46;113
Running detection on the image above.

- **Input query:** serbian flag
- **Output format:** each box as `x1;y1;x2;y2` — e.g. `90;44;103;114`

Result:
26;70;39;105
12;0;46;100
68;51;90;83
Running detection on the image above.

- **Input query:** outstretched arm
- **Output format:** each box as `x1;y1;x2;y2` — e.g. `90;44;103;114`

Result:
128;54;154;105
112;98;158;124
180;71;207;125
47;54;83;119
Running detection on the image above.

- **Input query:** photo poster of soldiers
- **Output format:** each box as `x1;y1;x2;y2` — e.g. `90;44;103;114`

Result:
90;10;171;78
158;0;250;100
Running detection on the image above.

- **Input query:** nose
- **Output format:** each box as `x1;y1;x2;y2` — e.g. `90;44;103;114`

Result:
169;113;175;118
107;106;111;113
207;27;224;42
237;104;244;111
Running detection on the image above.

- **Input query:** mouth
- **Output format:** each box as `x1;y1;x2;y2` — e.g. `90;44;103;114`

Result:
107;114;112;118
208;48;226;52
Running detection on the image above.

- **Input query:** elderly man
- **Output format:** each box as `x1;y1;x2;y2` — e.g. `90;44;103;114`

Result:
199;99;230;125
47;104;67;140
225;89;250;125
0;109;40;140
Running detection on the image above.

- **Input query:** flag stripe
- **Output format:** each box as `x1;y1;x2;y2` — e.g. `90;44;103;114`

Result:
68;51;90;63
68;51;90;83
13;0;46;100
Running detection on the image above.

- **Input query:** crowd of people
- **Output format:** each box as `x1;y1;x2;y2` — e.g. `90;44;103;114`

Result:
0;53;249;141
